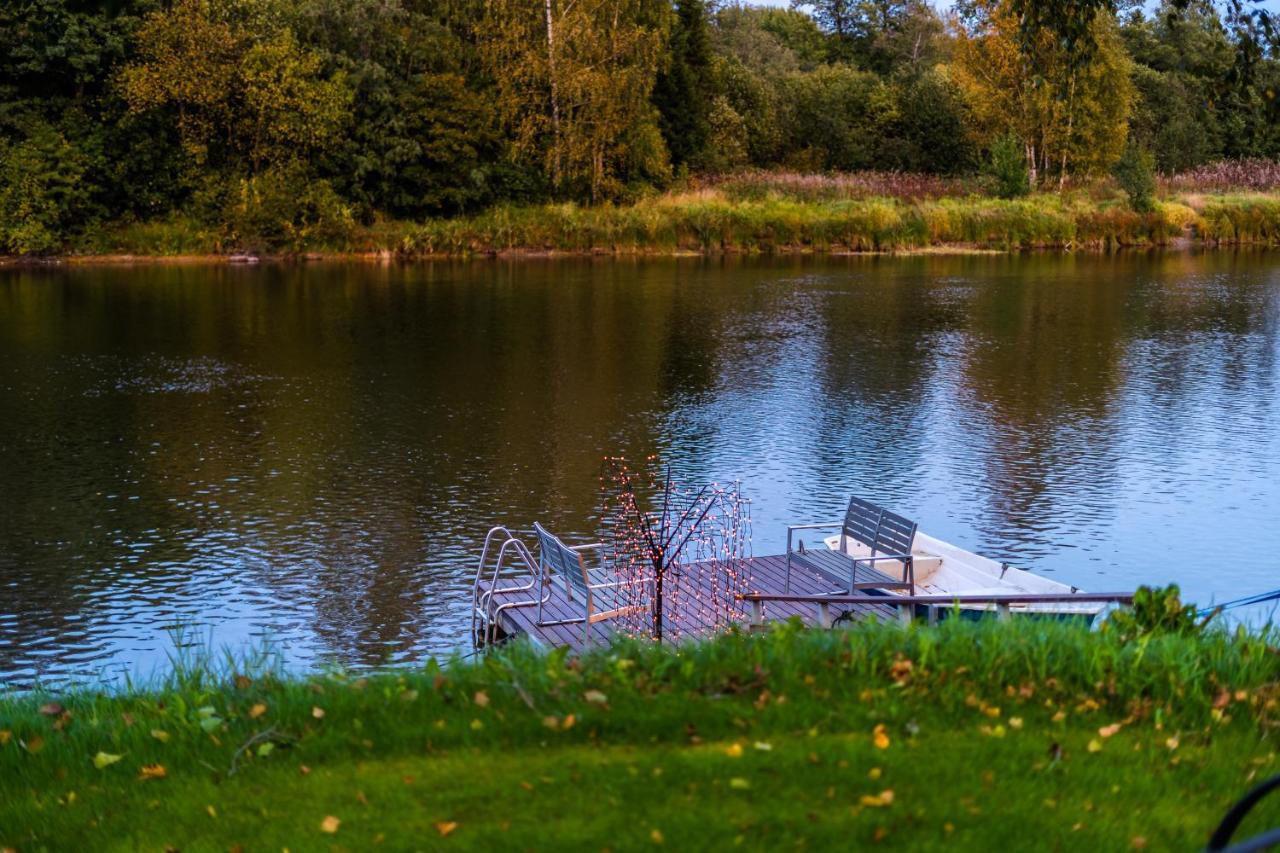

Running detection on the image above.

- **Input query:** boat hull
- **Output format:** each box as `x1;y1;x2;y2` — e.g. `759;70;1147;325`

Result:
822;531;1106;620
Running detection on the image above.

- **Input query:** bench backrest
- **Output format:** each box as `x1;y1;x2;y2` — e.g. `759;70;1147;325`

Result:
841;497;917;558
533;522;589;599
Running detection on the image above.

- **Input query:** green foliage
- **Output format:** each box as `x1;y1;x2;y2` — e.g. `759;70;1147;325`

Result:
781;66;894;172
206;164;357;252
0;123;94;254
653;0;714;169
120;0;352;173
885;70;975;175
2;0;1280;253
703;96;751;173
1103;585;1201;641
1127;66;1218;173
988;134;1030;199
1113;141;1157;213
1121;1;1280;170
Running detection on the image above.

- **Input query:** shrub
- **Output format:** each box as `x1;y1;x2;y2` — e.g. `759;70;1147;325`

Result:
1114;142;1157;213
988;134;1030;199
1104;585;1201;641
0;124;95;255
195;163;357;252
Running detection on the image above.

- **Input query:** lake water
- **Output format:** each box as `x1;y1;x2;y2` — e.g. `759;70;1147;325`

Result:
2;253;1278;687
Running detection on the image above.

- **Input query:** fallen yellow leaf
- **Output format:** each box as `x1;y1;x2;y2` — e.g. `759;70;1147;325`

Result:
650;828;664;844
562;714;576;730
729;777;751;789
860;789;895;807
1099;723;1123;738
584;690;608;705
473;691;490;708
138;764;167;781
725;743;743;758
1087;739;1103;753
1009;717;1024;730
868;767;882;780
1166;737;1180;751
873;724;890;750
320;815;340;834
753;741;772;751
435;821;458;837
206;804;217;818
0;730;10;746
150;729;170;743
93;751;123;769
311;706;325;720
249;703;267;719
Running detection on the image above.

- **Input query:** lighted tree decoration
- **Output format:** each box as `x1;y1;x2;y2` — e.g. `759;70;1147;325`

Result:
599;456;752;643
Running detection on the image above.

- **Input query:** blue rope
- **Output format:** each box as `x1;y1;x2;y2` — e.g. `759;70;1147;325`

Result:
1198;587;1280;617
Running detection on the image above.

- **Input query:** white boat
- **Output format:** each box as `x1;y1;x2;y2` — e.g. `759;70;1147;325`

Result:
821;530;1107;620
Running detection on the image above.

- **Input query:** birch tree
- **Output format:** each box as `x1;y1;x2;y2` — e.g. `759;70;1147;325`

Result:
480;0;671;201
951;0;1132;183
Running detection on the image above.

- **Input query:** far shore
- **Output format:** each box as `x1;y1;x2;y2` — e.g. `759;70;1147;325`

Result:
5;188;1279;265
0;242;1250;267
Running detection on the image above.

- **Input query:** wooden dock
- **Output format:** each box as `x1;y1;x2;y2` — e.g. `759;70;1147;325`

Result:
475;553;902;651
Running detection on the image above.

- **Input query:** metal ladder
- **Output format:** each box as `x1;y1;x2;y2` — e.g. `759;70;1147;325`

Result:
470;526;547;652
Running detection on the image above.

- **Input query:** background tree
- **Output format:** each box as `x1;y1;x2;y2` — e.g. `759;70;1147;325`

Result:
120;0;351;174
481;0;672;200
653;0;714;171
952;0;1133;183
289;0;506;216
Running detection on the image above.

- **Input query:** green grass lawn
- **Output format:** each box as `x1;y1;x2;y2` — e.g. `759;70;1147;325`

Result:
3;619;1278;851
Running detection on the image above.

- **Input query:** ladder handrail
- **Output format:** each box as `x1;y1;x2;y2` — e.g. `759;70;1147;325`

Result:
471;526;547;650
482;536;544;647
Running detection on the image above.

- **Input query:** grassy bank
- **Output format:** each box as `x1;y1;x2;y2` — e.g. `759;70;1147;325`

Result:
3;619;1279;850
37;188;1280;262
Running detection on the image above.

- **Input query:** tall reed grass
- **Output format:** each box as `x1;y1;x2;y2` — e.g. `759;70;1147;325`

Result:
1166;158;1280;193
398;192;1228;256
64;181;1280;258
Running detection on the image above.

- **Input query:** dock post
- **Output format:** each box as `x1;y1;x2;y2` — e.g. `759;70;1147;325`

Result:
751;599;763;628
997;603;1011;622
897;604;911;626
817;602;832;629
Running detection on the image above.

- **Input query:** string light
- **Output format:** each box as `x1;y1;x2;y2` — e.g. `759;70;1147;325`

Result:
598;456;752;644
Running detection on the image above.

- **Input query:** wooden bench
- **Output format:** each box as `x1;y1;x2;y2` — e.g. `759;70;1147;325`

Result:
785;496;918;595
